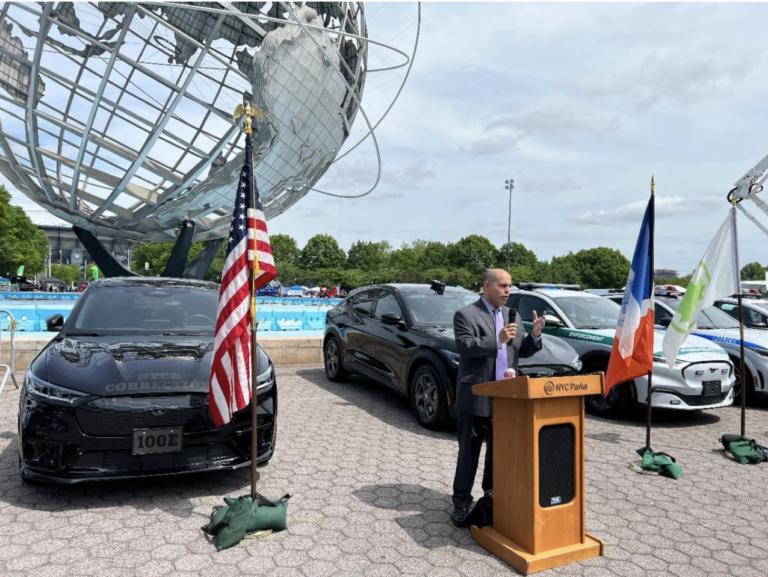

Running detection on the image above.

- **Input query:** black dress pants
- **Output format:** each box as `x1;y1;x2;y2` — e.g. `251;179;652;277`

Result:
452;411;492;509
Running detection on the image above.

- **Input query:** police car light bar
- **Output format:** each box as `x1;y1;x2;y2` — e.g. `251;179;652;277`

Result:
519;283;582;291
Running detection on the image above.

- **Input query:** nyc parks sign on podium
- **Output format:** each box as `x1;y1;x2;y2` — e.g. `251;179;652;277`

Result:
471;374;605;575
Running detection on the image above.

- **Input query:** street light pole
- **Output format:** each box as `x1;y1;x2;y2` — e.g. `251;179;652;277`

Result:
504;178;514;270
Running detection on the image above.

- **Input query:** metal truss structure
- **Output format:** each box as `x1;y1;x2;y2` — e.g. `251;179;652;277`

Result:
0;2;418;242
729;153;768;238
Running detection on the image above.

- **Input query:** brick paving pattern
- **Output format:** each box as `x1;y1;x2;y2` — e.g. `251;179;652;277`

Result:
2;365;768;576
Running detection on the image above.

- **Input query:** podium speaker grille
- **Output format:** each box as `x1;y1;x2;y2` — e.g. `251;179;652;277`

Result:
538;423;575;508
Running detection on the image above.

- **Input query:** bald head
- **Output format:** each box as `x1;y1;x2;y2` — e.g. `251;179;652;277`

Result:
483;269;512;308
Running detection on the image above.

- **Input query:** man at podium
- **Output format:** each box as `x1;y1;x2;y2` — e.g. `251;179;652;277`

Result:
451;269;545;527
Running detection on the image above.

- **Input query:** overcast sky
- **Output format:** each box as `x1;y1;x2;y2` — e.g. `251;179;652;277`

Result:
8;2;768;275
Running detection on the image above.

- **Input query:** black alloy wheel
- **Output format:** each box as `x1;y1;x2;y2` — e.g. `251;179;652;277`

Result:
583;363;631;418
410;364;449;430
324;337;348;382
730;357;756;404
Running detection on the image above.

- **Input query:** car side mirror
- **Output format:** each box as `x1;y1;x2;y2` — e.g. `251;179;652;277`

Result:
658;317;672;327
748;322;768;329
381;312;405;328
544;316;563;328
46;314;64;332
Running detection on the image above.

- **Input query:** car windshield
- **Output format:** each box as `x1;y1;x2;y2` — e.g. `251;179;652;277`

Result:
551;296;621;329
663;300;740;329
67;286;219;335
402;291;479;327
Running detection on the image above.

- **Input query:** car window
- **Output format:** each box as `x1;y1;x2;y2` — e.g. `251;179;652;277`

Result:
517;296;558;322
68;286;219;335
350;291;376;317
655;303;673;323
402;291;479;327
506;294;520;309
374;292;403;320
723;304;768;327
549;296;620;329
664;299;739;329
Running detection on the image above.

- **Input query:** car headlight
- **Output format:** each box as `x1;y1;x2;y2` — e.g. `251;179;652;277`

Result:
256;363;275;392
747;346;768;357
652;355;684;367
572;355;583;371
440;349;460;367
24;371;91;406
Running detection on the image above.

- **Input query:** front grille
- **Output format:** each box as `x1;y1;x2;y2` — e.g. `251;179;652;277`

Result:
682;393;728;406
75;394;217;436
70;443;239;474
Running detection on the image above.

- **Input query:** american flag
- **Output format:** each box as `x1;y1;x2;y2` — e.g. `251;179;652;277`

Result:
209;133;276;428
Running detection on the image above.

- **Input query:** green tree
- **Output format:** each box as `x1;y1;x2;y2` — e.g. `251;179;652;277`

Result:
0;186;49;276
572;247;631;289
130;241;206;276
417;241;451;269
271;234;301;265
548;254;583;286
741;261;765;281
50;264;82;286
299;234;346;269
347;240;391;270
498;241;538;269
388;240;427;271
448;235;499;275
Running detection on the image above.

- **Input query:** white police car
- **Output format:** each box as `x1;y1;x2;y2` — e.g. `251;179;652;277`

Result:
652;297;768;402
508;287;735;417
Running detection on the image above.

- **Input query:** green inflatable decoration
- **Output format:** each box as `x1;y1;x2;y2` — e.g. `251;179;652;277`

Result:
201;493;291;551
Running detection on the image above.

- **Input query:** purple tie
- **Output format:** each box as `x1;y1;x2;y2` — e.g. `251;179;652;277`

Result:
493;308;508;381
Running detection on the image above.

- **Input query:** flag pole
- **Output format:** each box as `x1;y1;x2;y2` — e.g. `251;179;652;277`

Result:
646;176;655;450
237;100;262;501
732;198;746;437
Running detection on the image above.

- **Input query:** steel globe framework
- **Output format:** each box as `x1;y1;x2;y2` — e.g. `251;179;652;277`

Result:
0;1;417;241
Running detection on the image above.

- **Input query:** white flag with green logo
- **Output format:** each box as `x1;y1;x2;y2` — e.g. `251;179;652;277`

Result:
662;208;739;368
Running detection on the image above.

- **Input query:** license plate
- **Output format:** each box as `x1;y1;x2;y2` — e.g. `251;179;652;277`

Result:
702;381;721;396
132;429;182;455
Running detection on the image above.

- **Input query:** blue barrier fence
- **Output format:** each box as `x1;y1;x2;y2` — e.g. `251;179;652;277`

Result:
0;292;343;307
0;296;342;332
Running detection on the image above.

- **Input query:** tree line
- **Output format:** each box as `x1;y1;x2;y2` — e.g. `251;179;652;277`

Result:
2;186;765;290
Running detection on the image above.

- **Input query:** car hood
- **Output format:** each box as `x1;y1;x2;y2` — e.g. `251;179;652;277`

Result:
430;327;581;370
44;335;215;396
689;328;768;351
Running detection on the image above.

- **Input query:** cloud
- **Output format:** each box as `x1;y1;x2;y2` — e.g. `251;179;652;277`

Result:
485;104;620;138
574;194;725;226
573;48;755;111
464;134;518;157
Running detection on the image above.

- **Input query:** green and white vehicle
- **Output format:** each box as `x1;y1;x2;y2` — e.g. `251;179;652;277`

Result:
506;288;736;417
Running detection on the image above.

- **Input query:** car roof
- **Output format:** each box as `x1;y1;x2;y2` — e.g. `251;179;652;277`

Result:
349;283;477;296
89;277;219;291
517;288;593;299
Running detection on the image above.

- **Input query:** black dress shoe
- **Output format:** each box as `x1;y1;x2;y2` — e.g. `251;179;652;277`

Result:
451;506;470;527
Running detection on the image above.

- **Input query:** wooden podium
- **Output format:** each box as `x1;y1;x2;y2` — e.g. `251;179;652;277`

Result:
471;374;605;575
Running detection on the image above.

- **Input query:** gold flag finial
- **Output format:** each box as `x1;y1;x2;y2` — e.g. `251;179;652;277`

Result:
651;175;655;196
233;101;264;135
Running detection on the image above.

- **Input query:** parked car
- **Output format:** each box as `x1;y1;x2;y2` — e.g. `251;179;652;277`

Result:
508;288;735;417
323;284;583;429
715;297;768;329
18;277;277;483
634;296;768;403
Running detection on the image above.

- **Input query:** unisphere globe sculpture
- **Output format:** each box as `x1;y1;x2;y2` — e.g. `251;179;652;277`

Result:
0;2;416;241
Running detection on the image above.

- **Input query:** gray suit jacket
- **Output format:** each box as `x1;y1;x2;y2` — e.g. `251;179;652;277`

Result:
454;298;542;417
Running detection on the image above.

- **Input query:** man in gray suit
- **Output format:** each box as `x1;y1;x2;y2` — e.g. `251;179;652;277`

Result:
451;269;545;527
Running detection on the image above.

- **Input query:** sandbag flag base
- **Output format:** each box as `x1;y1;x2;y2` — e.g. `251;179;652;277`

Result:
204;99;284;551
